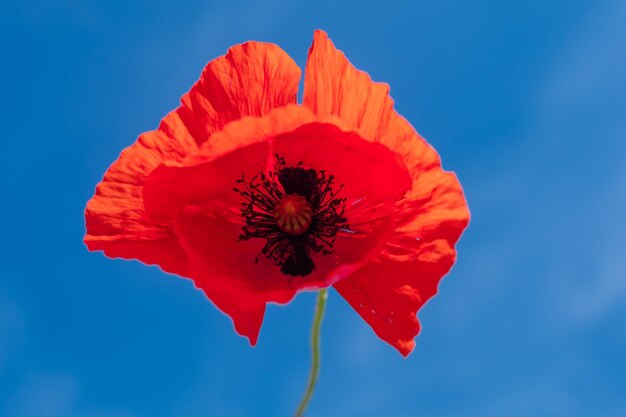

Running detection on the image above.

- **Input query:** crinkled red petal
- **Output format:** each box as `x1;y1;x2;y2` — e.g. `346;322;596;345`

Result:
304;30;470;355
85;41;301;283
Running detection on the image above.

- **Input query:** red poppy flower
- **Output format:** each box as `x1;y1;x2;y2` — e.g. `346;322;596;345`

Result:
85;30;469;356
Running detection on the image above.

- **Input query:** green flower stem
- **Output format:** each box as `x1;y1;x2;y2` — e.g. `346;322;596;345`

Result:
294;288;328;417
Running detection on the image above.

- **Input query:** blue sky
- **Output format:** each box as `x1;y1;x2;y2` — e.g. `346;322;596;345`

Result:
1;1;625;416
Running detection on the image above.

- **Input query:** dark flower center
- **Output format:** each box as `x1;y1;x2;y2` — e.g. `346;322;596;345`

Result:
234;156;349;276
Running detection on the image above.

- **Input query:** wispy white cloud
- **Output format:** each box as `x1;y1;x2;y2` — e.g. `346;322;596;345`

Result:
455;0;626;329
563;162;626;324
531;0;626;325
437;2;626;414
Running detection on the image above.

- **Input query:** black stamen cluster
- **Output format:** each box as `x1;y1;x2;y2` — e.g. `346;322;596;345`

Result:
234;155;348;276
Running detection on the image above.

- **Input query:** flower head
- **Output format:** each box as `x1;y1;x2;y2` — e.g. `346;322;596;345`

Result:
85;30;470;356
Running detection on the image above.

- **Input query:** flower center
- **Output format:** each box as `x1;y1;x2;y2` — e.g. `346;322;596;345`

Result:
234;156;349;277
274;194;312;236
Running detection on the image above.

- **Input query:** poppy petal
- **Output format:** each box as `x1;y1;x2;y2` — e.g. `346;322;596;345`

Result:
84;121;197;275
143;105;413;343
304;30;470;355
334;171;468;356
85;41;302;277
304;30;433;165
